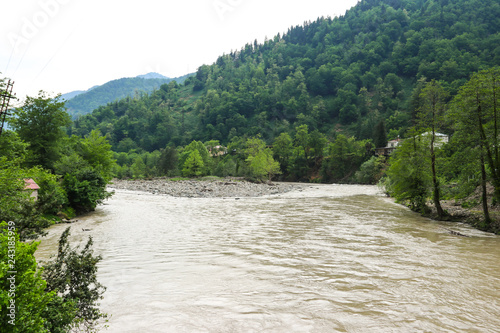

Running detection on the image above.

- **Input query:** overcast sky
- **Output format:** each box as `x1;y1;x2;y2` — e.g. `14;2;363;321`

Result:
1;0;359;103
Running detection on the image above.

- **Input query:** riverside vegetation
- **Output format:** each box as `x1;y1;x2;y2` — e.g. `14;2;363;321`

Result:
0;86;112;330
0;0;500;330
70;0;498;233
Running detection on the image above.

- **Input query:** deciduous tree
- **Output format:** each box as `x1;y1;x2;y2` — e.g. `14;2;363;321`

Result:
417;80;448;219
10;92;71;170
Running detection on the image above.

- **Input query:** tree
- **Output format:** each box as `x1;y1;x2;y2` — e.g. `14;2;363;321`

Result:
452;68;500;199
288;125;312;181
130;156;146;179
10;92;71;170
42;227;107;333
272;132;293;177
417;80;448;219
321;135;370;182
182;149;205;177
53;133;115;214
0;159;52;240
0;131;28;162
179;141;211;175
449;67;500;226
385;129;431;213
62;168;110;214
244;136;266;158
76;130;116;182
0;222;54;332
355;156;386;184
157;145;179;176
373;120;388;148
247;149;281;182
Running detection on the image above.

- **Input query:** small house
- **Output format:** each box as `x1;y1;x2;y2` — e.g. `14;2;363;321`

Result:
209;145;228;157
421;132;449;147
24;178;40;200
374;138;401;157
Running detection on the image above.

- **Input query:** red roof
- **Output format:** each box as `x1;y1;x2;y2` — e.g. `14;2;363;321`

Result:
24;178;40;190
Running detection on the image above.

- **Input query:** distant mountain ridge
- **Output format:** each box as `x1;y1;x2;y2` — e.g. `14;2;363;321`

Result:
136;72;170;79
63;73;193;118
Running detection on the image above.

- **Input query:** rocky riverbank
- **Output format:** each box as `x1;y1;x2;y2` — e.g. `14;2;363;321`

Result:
431;200;500;235
108;178;302;198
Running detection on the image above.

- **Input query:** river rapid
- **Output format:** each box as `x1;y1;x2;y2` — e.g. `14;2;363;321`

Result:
35;184;500;333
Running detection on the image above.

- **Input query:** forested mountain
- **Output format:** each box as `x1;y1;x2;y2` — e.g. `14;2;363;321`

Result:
60;88;90;101
65;73;193;119
72;0;499;151
137;72;170;79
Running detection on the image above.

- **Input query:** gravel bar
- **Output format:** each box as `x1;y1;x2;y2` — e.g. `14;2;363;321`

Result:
108;178;301;198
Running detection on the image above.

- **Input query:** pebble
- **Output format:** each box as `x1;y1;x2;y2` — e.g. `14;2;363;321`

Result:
108;178;300;198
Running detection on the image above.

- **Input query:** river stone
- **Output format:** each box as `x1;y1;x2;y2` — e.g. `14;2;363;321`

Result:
108;178;300;198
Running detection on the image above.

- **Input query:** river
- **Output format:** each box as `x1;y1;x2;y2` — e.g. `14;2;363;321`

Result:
35;184;500;332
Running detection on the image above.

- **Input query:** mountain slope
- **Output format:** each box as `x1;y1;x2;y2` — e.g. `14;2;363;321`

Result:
60;90;86;101
136;72;170;79
65;73;193;118
71;0;500;151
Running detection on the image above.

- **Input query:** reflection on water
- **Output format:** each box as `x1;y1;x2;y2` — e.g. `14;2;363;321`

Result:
36;185;500;332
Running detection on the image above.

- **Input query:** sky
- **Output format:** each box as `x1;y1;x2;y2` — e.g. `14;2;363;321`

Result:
1;0;359;104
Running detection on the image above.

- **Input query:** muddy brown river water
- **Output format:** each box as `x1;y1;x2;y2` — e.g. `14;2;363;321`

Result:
35;184;500;332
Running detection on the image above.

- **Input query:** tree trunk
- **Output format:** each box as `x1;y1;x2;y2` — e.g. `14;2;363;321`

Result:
476;92;500;206
480;152;492;227
431;143;444;218
430;120;445;219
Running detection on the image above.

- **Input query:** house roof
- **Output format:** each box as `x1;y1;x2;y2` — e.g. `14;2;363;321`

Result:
24;178;40;190
422;131;448;137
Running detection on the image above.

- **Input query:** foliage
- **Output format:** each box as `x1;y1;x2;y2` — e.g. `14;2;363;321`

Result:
42;227;107;333
29;167;67;217
65;75;193;119
182;149;205;177
355;156;386;184
272;132;293;175
244;136;281;181
158;145;179;176
10;92;71;170
0;159;52;240
62;168;110;214
179;141;211;176
70;0;500;152
249;149;281;182
0;222;54;332
321;134;372;183
74;130;115;182
373;120;388;148
0;131;29;163
384;131;432;213
449;67;500;204
416;80;449;218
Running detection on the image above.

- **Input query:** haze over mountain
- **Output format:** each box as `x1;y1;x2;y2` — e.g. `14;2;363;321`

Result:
63;73;194;118
136;73;170;80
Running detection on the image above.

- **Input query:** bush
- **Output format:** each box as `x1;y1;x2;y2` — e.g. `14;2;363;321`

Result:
355;156;386;184
0;222;54;332
62;168;111;214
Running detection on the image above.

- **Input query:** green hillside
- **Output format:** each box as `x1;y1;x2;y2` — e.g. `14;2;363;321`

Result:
72;0;499;146
70;0;499;185
65;74;193;119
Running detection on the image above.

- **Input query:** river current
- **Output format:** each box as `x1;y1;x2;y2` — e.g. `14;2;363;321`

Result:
35;184;500;332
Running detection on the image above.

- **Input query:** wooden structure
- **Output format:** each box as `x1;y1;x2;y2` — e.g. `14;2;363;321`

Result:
374;138;401;157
